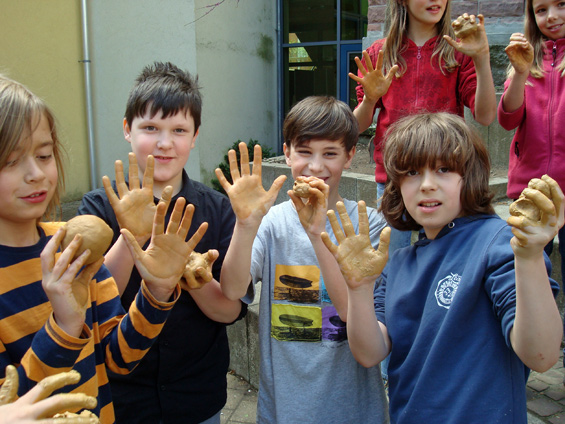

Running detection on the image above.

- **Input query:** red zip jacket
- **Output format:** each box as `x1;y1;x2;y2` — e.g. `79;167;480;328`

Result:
498;38;565;199
356;36;478;183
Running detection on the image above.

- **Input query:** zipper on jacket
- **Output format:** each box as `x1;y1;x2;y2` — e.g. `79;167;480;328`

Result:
415;46;422;106
547;41;557;173
552;41;557;66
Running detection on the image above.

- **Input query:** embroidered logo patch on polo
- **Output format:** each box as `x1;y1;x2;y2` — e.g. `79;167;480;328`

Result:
435;273;461;309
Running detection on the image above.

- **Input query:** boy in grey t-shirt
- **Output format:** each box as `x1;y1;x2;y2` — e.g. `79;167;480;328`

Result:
216;96;389;423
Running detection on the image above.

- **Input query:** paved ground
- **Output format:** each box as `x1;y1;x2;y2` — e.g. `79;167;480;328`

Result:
222;352;565;423
527;353;565;423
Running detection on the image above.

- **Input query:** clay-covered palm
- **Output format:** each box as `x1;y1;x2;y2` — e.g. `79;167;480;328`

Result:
507;175;564;257
215;142;286;224
505;33;534;74
444;14;489;59
348;50;398;102
181;250;219;290
121;198;208;301
0;365;99;422
41;231;104;328
322;201;391;289
288;177;329;236
103;153;172;243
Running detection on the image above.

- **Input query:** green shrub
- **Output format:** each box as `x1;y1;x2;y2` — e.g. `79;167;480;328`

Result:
211;139;275;195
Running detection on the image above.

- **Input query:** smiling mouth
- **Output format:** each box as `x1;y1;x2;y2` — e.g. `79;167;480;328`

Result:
420;201;440;207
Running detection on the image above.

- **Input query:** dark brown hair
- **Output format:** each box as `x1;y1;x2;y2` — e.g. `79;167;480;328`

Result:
381;112;494;231
283;96;359;153
125;62;202;131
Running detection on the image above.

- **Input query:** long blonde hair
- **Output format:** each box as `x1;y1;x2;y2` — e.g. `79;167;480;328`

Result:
0;75;66;221
383;0;459;76
507;0;565;79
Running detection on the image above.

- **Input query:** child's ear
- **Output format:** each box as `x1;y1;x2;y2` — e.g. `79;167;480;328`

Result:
191;128;200;149
283;143;291;166
344;146;356;169
123;118;132;143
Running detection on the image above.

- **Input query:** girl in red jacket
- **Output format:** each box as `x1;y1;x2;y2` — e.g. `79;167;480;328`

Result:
351;0;497;253
497;0;565;330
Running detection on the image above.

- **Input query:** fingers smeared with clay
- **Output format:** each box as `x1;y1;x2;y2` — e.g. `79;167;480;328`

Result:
452;13;478;39
292;176;312;198
0;365;100;422
61;215;113;264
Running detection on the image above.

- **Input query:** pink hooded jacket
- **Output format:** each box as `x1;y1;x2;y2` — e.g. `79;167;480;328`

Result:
498;38;565;199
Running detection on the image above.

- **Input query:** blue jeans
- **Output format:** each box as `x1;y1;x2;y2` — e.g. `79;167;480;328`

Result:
376;183;412;253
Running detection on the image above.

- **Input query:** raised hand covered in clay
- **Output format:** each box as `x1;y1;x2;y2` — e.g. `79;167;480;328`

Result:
0;365;99;423
103;153;173;244
507;175;564;258
322;201;391;289
214;142;286;226
181;250;219;290
41;231;105;337
348;50;399;103
444;14;490;60
288;176;330;237
505;33;534;74
120;198;208;302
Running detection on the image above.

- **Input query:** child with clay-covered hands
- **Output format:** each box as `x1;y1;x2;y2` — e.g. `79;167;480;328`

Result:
0;366;99;424
100;153;217;293
321;114;564;424
217;96;389;424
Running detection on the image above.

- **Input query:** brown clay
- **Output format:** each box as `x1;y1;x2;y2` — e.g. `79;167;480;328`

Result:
186;251;209;272
452;17;478;39
293;177;311;198
509;197;540;221
61;215;113;264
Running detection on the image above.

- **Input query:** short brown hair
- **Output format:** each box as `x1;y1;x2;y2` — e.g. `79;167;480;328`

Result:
0;75;65;221
283;96;358;153
125;62;202;131
381;113;494;231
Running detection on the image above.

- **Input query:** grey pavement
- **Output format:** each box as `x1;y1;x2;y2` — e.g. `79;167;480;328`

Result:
223;354;565;424
221;372;257;424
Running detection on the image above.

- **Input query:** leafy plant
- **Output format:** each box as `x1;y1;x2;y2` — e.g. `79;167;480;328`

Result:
211;139;275;195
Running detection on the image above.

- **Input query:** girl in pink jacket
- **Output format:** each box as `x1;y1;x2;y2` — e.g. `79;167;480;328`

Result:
497;0;565;346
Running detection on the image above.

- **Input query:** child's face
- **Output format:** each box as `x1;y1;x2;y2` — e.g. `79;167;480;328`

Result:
532;0;565;40
399;163;463;240
404;0;448;32
284;138;355;197
124;109;199;195
0;113;58;227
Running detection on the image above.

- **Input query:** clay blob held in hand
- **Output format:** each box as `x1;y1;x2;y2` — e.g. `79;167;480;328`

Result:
61;215;113;264
187;251;210;272
452;16;478;39
509;178;551;222
293;177;311;198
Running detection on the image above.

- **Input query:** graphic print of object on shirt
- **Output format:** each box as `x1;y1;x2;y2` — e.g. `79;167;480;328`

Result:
435;273;461;309
274;264;320;303
272;303;322;342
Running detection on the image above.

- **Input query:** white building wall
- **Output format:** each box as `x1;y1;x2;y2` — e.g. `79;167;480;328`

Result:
87;0;277;187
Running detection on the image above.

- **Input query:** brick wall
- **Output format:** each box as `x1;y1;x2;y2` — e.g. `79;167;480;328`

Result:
367;0;525;44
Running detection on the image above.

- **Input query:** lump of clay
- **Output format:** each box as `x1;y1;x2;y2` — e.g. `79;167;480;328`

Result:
293;177;311;198
452;16;478;39
186;251;210;273
509;197;540;221
61;215;113;264
508;178;551;222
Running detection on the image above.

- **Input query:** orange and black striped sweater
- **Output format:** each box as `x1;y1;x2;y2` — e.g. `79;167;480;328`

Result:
0;222;180;423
